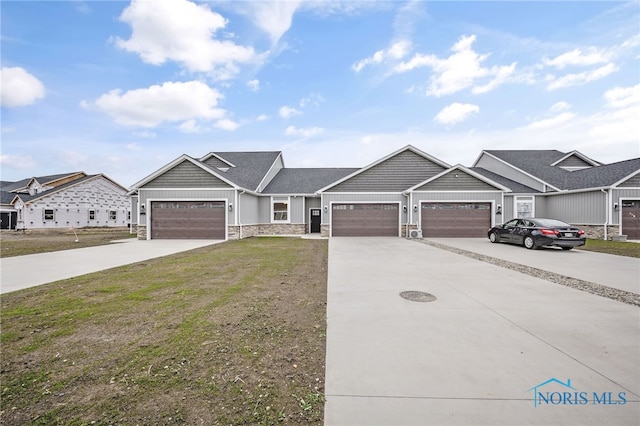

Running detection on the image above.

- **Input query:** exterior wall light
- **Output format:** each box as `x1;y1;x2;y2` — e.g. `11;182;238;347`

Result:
228;203;233;211
403;205;407;212
413;205;418;212
496;204;502;215
324;205;328;212
614;202;619;211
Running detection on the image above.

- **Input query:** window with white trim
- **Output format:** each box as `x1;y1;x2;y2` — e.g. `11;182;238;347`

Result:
515;196;534;218
272;197;290;222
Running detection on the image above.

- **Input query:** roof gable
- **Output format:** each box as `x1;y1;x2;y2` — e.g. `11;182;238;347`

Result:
142;158;234;189
321;145;450;193
551;151;600;171
10;174;128;205
131;155;237;190
410;165;510;192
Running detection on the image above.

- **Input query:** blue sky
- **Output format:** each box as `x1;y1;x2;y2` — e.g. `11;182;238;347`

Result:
1;0;639;188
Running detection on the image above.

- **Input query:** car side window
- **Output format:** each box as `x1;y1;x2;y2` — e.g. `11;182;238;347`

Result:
505;219;518;228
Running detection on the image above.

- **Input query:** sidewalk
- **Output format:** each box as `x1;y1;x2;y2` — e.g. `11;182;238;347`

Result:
0;239;222;294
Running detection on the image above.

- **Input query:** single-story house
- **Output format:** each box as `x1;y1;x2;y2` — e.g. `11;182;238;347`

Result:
128;145;640;240
1;172;131;231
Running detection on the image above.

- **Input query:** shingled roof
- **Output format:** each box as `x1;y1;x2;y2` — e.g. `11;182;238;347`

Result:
483;150;640;190
199;151;282;191
262;168;360;194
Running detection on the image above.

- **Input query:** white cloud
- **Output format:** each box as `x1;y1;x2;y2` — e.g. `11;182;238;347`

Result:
214;118;240;131
114;0;259;78
132;130;156;139
0;67;45;107
352;40;412;73
247;79;260;92
285;125;324;138
0;153;36;169
179;119;205;133
89;80;227;128
603;84;640;109
299;92;324;108
256;114;269;121
546;63;618;90
434;103;479;125
525;112;576;129
279;105;302;119
393;35;514;97
550;101;571;112
241;0;302;45
543;47;612;69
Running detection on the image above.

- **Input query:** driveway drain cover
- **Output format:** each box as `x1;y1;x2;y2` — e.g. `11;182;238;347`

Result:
400;291;437;302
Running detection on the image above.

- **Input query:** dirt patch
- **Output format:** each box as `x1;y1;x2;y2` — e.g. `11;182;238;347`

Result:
0;237;327;425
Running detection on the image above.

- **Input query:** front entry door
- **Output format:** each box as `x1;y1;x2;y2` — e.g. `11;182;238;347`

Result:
310;208;321;233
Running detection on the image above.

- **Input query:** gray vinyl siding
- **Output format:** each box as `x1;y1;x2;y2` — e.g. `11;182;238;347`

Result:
327;150;446;192
139;188;236;224
503;195;515;221
544;191;606;224
290;196;304;223
142;161;232;189
257;155;284;192
475;154;546;192
239;193;260;225
618;173;640;187
415;170;500;191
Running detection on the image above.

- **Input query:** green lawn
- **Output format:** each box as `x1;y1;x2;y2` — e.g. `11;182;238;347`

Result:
0;238;327;425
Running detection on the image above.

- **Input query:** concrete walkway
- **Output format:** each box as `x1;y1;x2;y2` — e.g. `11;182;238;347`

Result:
324;237;639;425
0;239;223;294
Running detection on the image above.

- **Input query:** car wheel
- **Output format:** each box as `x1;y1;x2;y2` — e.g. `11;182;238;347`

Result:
489;232;498;243
561;247;573;251
523;236;537;250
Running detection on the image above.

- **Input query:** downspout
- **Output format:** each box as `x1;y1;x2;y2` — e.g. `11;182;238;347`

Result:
238;190;245;239
601;189;608;241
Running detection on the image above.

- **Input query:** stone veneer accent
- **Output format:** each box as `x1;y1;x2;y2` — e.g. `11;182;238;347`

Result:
576;225;620;240
228;224;307;240
137;225;147;240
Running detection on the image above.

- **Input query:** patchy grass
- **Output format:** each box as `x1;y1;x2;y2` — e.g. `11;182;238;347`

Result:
577;238;640;258
0;237;327;425
0;229;136;258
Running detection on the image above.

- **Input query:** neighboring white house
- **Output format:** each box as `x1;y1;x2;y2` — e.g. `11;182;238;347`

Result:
1;172;130;230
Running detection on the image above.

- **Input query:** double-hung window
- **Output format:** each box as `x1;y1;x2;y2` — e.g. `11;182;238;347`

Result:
272;197;290;222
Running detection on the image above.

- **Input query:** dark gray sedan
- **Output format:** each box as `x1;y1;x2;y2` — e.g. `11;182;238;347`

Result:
488;218;586;250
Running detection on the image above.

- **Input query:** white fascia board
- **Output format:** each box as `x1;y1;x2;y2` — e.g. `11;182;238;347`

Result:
317;145;451;193
478;151;562;192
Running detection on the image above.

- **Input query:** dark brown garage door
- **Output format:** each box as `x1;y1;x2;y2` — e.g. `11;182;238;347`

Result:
332;204;399;237
421;202;491;237
151;201;225;239
622;200;640;240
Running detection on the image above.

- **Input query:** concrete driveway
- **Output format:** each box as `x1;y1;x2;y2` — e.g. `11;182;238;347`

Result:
324;237;640;425
0;239;223;294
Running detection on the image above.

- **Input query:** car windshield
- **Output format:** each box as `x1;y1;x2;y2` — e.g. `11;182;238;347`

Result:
534;219;570;228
